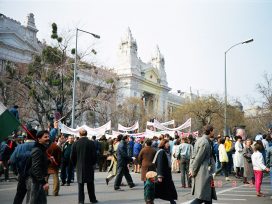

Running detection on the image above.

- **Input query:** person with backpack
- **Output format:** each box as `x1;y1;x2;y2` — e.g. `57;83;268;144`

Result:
10;129;37;204
177;137;192;188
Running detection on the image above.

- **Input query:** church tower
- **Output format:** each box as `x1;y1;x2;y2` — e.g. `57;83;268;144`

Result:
151;46;167;86
24;13;39;47
116;27;141;76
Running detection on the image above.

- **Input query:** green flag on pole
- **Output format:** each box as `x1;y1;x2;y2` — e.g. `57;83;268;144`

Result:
0;102;20;141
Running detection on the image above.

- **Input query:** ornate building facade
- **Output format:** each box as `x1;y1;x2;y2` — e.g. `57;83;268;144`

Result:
0;13;42;70
115;28;186;120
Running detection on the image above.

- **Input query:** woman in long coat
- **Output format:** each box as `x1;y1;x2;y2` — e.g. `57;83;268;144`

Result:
243;139;254;184
138;139;156;182
234;136;244;178
154;139;177;204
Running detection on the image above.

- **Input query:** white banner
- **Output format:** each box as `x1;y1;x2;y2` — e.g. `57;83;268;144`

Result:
145;129;175;138
153;118;191;131
118;121;139;132
112;130;145;137
82;121;111;136
146;120;175;127
59;121;111;138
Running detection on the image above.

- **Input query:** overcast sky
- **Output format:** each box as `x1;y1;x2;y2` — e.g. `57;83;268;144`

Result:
1;0;272;109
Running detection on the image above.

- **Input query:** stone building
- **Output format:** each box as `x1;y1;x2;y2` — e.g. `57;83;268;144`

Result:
115;28;194;120
0;13;195;124
0;13;42;70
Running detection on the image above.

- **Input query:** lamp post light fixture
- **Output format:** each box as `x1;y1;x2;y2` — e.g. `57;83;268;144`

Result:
71;28;100;128
224;38;253;136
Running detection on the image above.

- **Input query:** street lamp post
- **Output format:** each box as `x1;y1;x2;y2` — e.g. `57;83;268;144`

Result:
224;39;253;136
71;28;100;128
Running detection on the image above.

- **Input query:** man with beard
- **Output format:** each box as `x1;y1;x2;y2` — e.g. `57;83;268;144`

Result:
29;130;50;204
189;125;217;204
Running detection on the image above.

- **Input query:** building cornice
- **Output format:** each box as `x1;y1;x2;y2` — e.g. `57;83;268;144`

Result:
118;73;171;92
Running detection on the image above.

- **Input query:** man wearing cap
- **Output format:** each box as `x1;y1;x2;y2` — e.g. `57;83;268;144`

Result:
71;128;98;204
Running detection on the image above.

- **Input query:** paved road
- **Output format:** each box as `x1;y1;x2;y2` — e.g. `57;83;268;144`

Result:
0;171;271;204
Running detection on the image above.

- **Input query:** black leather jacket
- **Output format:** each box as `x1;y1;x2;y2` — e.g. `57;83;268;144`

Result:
30;142;48;185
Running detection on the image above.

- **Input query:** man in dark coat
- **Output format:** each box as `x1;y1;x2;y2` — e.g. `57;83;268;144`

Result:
71;129;98;204
114;135;136;191
189;125;217;204
29;130;50;204
61;135;74;186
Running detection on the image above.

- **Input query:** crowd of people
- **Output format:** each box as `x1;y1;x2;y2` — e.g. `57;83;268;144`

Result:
1;121;272;204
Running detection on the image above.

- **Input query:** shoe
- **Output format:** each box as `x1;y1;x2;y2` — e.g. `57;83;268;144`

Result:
181;185;186;188
53;193;59;196
66;183;70;186
61;183;65;186
187;185;192;188
225;177;230;181
106;178;109;185
212;173;216;179
129;183;136;188
114;187;124;191
90;200;98;203
257;193;265;197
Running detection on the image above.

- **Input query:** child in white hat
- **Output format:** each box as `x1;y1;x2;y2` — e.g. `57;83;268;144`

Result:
144;171;157;204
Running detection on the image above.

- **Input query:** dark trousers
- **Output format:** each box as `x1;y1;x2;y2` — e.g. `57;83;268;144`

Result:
61;160;73;184
13;176;31;204
226;152;233;174
236;167;244;177
190;198;212;204
3;160;9;180
215;162;228;177
78;182;96;203
29;181;47;204
180;159;191;187
114;166;134;189
99;155;107;172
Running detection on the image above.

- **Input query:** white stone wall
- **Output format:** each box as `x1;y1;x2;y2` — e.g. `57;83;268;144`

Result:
0;13;42;64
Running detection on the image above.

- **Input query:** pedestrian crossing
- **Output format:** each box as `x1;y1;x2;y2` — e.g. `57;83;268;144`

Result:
181;177;271;204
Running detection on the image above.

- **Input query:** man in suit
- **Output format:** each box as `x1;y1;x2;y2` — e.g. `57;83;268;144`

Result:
189;125;217;204
71;129;98;204
114;135;136;191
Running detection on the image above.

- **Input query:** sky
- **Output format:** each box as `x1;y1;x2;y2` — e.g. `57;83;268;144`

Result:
1;0;272;109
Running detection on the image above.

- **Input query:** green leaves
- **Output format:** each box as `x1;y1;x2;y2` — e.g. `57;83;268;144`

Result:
42;46;62;65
